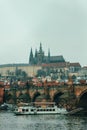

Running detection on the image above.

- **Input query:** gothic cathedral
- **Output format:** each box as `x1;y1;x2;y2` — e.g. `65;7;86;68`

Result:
29;43;65;65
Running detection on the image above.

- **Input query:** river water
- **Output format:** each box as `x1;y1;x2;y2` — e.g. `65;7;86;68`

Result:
0;111;87;130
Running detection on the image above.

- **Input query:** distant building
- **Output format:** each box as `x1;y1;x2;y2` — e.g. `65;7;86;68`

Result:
29;43;65;65
69;63;81;73
68;63;81;77
78;66;87;78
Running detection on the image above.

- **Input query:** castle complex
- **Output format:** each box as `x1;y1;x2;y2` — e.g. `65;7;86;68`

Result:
29;43;65;65
0;43;82;77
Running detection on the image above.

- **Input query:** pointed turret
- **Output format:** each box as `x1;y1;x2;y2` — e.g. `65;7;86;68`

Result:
39;42;42;53
48;48;50;63
29;48;34;65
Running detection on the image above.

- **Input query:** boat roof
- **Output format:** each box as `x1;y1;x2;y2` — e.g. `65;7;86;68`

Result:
33;102;56;105
18;102;56;106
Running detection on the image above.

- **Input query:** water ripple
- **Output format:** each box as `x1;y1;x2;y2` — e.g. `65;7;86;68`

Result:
0;111;87;130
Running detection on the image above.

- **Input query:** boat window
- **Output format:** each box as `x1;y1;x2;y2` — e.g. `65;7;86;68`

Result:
22;109;25;112
31;109;34;111
46;109;49;111
26;109;28;112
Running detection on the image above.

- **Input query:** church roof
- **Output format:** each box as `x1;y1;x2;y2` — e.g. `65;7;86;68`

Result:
43;55;65;63
49;55;65;62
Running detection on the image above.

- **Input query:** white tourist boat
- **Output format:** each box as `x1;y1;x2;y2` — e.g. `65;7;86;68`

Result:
14;102;68;115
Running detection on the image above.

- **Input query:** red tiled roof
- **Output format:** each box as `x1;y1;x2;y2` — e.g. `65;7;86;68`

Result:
70;62;81;67
42;62;68;68
83;66;87;69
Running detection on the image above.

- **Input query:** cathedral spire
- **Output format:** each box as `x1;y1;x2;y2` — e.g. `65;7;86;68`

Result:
48;48;50;63
29;48;33;64
39;42;42;53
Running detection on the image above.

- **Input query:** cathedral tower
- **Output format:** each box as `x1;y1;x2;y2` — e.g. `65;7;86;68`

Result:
29;48;34;65
48;48;50;63
37;43;44;64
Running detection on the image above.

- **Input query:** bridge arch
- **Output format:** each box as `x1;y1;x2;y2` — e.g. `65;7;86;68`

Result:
78;90;87;109
32;92;41;102
17;92;31;103
6;93;13;102
53;92;64;105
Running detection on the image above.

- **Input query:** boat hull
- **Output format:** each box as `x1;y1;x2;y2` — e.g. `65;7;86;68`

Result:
14;106;67;115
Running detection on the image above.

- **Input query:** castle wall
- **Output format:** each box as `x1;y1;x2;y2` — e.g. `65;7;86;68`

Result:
18;66;41;77
0;65;42;77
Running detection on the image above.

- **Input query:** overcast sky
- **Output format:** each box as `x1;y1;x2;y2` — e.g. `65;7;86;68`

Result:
0;0;87;66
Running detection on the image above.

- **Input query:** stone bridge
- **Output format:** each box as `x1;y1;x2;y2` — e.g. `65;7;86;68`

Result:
74;85;87;108
5;84;87;108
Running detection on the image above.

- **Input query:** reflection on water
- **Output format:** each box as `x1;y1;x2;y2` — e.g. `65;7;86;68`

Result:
0;111;87;130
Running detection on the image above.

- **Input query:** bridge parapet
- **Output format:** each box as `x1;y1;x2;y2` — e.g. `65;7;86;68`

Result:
74;85;87;97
